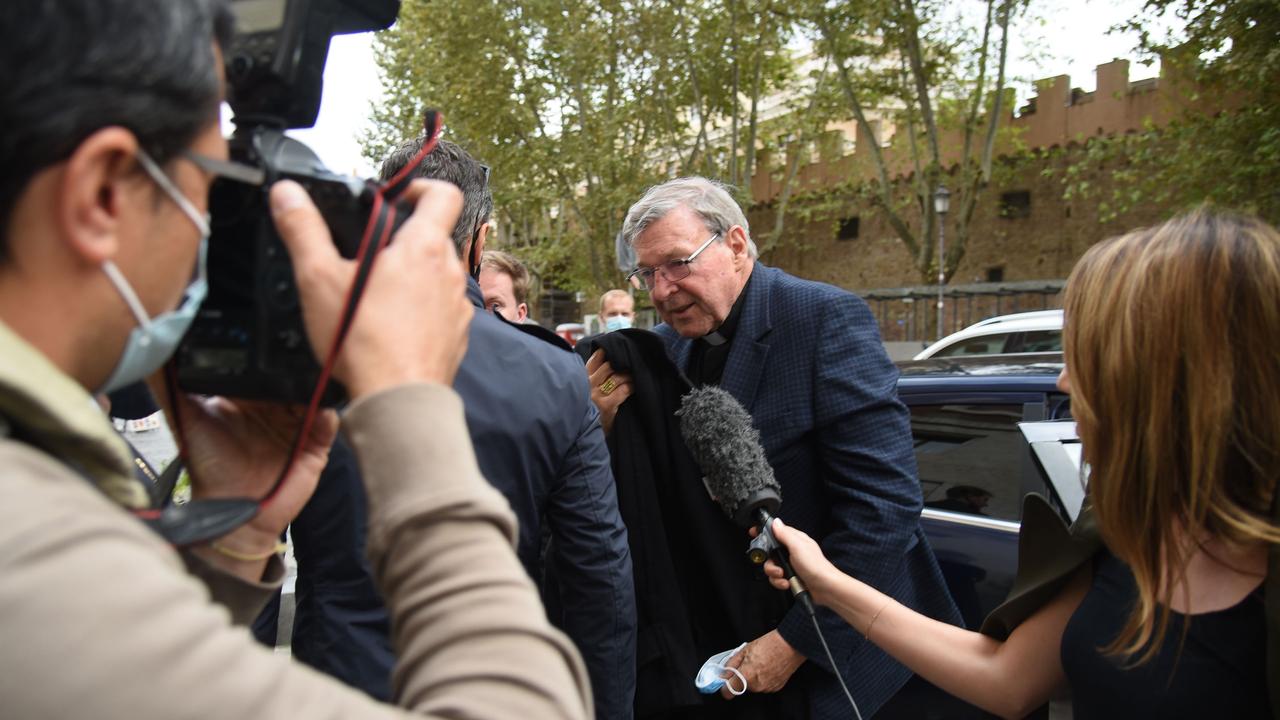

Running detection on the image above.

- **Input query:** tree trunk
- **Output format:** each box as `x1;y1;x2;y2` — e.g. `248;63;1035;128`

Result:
728;0;741;186
770;61;830;248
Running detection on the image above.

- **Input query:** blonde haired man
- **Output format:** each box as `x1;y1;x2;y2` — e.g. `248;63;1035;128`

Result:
599;289;635;332
480;250;530;323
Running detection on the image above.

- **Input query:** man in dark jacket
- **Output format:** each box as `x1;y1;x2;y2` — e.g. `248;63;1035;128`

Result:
588;177;958;719
261;140;637;719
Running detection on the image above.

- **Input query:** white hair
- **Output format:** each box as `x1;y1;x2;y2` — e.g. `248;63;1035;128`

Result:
621;177;758;258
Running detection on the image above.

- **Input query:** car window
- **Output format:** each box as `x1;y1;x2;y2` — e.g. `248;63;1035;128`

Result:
910;403;1026;522
1011;329;1062;353
930;333;1012;358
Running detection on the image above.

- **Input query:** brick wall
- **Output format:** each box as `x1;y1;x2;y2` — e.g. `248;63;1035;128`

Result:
746;58;1198;316
752;146;1170;290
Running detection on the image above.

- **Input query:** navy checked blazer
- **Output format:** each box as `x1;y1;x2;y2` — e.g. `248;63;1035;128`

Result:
656;263;961;718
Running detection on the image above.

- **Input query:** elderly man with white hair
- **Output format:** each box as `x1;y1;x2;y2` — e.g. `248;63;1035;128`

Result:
585;177;960;719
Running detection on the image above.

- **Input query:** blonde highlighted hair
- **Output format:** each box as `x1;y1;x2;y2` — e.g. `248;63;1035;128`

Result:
1063;208;1280;663
480;250;530;305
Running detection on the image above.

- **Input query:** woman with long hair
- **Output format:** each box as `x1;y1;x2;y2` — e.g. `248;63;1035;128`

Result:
765;208;1280;718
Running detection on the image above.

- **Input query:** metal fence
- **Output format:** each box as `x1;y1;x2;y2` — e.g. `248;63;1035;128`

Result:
860;279;1066;343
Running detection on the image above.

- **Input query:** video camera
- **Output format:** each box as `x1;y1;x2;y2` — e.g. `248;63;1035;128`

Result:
174;0;404;405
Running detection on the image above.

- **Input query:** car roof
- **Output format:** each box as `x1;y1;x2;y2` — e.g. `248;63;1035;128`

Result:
914;309;1063;360
897;354;1064;392
970;308;1063;328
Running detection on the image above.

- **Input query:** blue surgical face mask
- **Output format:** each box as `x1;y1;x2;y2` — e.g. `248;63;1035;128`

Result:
605;315;633;332
694;642;747;695
98;149;211;395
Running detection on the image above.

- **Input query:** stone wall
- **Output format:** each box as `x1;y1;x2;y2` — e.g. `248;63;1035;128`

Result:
752;145;1170;292
746;58;1195;314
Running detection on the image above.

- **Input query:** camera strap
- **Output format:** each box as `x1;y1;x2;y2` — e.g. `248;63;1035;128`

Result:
327;110;442;363
378;109;442;201
141;112;447;548
129;365;262;546
0;400;260;548
275;111;444;504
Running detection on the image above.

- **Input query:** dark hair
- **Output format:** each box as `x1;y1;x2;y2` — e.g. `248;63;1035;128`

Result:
379;138;493;254
0;0;234;258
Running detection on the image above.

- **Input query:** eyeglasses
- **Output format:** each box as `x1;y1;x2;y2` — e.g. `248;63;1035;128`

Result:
181;151;266;186
181;151;488;193
627;233;720;291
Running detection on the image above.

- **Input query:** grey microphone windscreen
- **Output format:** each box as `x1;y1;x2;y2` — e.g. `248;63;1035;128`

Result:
677;386;781;527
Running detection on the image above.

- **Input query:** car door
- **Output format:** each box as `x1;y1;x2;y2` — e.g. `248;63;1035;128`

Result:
900;383;1066;628
879;377;1066;720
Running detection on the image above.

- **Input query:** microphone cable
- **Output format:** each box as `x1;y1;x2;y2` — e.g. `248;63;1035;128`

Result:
675;385;866;719
777;540;863;720
810;610;864;720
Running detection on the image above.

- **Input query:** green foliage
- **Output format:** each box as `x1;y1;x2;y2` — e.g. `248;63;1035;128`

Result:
365;0;793;294
770;0;1027;286
365;0;1033;296
1061;0;1280;223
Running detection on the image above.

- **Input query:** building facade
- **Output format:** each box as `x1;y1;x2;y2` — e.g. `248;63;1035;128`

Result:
742;59;1198;339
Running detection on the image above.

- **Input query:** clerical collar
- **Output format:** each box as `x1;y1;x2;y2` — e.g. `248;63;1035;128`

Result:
698;272;752;347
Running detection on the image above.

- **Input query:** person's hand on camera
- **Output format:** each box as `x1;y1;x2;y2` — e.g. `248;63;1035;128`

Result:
154;386;339;579
165;179;470;581
585;349;632;435
271;178;472;398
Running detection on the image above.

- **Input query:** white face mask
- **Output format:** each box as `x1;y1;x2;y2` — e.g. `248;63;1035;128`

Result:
694;642;748;695
97;149;210;394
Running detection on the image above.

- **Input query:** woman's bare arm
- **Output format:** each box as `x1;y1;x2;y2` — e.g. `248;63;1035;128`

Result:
766;517;1091;719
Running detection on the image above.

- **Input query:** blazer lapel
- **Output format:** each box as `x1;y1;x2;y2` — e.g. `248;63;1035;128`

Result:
721;265;774;413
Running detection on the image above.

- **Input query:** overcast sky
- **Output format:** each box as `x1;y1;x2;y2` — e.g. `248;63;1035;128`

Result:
245;0;1172;180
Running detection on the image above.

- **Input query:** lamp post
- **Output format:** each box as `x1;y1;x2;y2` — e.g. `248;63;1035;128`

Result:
933;184;950;342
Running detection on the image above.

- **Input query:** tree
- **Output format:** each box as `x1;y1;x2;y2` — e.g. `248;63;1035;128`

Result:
1061;0;1280;223
366;0;1042;303
773;0;1023;287
365;0;792;295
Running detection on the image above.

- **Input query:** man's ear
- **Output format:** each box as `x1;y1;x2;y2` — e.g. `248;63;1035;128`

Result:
725;224;752;269
516;302;528;323
57;127;144;266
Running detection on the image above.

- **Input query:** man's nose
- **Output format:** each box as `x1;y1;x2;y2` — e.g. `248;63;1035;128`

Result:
651;272;678;301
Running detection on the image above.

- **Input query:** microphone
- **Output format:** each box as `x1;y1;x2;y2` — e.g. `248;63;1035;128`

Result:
677;386;815;615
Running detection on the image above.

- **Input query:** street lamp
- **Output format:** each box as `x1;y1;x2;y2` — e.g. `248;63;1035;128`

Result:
933;184;951;342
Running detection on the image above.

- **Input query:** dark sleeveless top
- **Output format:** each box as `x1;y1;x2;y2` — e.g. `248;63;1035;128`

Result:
1062;550;1268;718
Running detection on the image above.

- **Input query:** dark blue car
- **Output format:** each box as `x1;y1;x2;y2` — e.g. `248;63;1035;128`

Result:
878;354;1076;720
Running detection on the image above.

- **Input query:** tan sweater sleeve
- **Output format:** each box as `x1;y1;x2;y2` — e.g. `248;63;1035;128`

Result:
179;547;285;626
0;384;591;720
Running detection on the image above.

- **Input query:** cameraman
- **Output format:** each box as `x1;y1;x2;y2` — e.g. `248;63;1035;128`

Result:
0;1;590;718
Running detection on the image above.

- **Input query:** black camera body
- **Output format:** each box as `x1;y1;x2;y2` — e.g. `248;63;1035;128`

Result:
174;0;401;404
174;130;391;404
